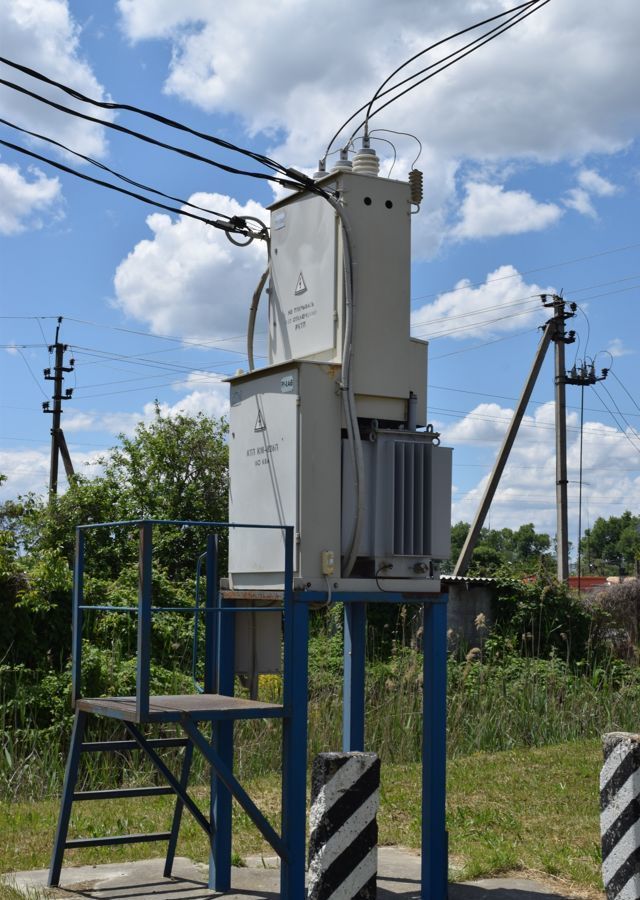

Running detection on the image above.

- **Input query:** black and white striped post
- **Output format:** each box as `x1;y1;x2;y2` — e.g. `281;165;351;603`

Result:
601;732;640;900
307;752;380;900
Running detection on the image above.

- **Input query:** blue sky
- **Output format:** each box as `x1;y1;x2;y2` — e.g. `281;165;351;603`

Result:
0;0;639;550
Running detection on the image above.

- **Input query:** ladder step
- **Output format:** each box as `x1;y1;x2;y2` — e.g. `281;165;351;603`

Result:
80;737;188;753
73;786;174;801
65;832;172;849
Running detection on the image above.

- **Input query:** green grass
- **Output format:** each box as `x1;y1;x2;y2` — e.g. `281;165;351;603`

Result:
0;740;604;898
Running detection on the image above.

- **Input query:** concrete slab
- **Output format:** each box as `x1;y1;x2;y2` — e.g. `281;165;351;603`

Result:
2;849;579;900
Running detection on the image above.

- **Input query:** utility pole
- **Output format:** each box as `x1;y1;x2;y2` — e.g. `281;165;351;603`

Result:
453;315;555;577
565;359;608;592
43;317;75;496
454;294;575;580
545;294;576;583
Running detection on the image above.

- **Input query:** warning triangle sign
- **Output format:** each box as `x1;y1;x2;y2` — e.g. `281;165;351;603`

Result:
294;271;307;295
254;409;266;432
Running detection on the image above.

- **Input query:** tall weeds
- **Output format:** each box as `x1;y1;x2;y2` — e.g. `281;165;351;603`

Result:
3;645;640;801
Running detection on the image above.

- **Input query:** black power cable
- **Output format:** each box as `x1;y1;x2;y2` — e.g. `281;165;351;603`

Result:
0;116;233;221
0;137;266;239
0;53;315;188
324;0;541;159
0;76;310;193
352;0;551;142
362;0;540;135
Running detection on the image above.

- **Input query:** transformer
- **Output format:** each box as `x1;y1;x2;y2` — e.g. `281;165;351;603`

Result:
227;168;452;592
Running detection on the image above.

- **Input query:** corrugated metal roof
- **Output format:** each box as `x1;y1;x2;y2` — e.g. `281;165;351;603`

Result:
441;575;497;585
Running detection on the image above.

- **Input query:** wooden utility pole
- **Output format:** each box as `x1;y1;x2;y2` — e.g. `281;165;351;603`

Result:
453;295;575;580
43;317;75;496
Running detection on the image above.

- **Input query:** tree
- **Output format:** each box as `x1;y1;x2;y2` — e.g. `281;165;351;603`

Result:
0;409;229;666
580;511;640;575
443;521;553;576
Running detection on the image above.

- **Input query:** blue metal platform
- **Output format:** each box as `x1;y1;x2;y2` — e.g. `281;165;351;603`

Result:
48;518;448;900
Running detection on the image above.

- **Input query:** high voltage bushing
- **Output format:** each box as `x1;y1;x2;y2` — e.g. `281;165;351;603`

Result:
409;168;423;205
308;752;380;900
600;732;640;900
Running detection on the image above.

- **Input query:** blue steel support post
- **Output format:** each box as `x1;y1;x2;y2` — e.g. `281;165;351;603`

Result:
164;739;194;877
203;534;218;694
48;709;87;885
136;521;152;722
422;599;448;900
71;528;85;706
343;601;366;751
209;535;233;892
280;526;309;900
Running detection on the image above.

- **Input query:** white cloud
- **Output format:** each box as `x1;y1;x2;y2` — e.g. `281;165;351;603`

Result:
577;168;619;197
607;338;633;358
451;182;563;240
564;187;596;219
411;266;554;341
0;446;103;500
0;376;231;499
113;192;268;342
440;401;640;537
117;0;640;167
114;0;640;258
62;375;230;437
564;168;620;218
0;161;62;234
0;0;111;159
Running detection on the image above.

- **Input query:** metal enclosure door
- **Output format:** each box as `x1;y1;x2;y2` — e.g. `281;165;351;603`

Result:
269;193;337;364
228;378;299;588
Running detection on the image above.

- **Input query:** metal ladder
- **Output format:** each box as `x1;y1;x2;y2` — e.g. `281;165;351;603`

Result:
49;711;195;886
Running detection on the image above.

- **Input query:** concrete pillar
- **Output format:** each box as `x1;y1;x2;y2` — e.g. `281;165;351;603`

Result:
601;732;640;900
307;752;380;900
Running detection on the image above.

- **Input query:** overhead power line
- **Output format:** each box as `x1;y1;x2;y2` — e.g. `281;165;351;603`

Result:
0;54;315;188
412;275;640;341
0;116;236;221
429;327;539;359
430;405;640;442
361;1;549;138
324;0;542;158
63;317;250;352
429;382;640;418
0;138;268;239
610;370;640;415
598;382;640;444
412;273;640;326
411;241;640;304
0;76;311;196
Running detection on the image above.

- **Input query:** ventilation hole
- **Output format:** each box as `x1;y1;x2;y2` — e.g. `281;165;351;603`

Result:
364;197;372;206
385;200;393;209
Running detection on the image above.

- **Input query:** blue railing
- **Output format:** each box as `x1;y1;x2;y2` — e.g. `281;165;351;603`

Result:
71;519;294;722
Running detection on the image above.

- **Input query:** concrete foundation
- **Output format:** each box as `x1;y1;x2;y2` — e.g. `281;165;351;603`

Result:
3;849;577;899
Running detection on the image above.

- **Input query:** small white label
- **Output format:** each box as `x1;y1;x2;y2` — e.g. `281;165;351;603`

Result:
273;210;286;230
294;271;307;295
280;374;295;393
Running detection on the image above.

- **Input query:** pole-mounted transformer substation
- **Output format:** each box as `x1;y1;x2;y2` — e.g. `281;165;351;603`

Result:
49;149;453;900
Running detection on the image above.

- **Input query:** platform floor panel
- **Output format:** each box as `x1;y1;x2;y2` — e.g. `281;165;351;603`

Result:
76;693;284;723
